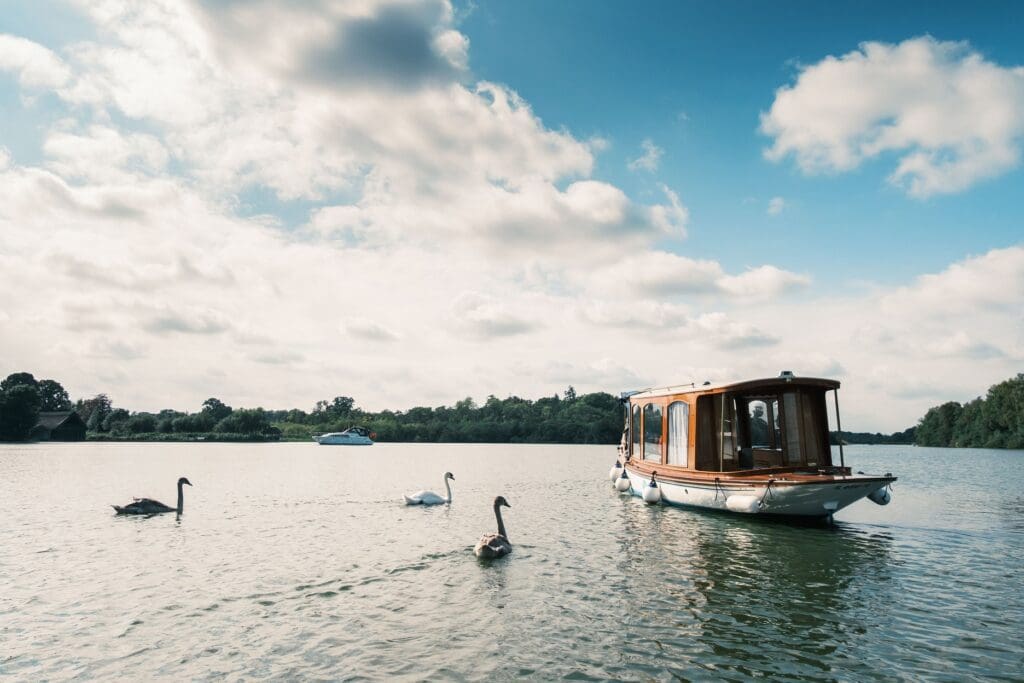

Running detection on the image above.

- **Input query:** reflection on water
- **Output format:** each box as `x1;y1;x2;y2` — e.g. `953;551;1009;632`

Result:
614;499;898;679
1;443;1022;680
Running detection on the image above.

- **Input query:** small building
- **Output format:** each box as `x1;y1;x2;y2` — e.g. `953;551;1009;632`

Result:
32;411;87;441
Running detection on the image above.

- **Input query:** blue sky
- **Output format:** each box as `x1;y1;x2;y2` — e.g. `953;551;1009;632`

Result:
0;1;1021;430
460;1;1024;284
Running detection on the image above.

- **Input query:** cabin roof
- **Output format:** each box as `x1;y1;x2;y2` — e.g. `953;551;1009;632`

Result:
35;410;85;430
625;375;840;401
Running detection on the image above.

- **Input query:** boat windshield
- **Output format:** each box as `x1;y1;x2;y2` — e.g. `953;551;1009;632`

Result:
695;387;832;472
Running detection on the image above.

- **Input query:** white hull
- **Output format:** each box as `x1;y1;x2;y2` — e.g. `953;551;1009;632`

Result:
623;467;891;518
313;434;373;445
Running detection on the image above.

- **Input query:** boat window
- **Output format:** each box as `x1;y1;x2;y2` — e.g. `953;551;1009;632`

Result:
667;401;688;466
630;404;641;458
747;398;781;449
643;403;663;462
798;390;830;467
720;394;736;466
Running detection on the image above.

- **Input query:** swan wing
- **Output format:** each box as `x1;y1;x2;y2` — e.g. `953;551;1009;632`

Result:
405;490;446;505
115;498;174;514
404;489;428;504
474;533;511;558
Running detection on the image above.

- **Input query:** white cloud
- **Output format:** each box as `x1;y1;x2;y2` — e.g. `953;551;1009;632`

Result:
451;292;539;339
0;34;71;89
627;138;663;172
761;36;1024;197
589;251;809;300
767;196;785;215
718;265;811;299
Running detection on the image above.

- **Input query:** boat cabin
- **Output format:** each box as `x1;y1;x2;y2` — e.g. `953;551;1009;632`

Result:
623;372;842;474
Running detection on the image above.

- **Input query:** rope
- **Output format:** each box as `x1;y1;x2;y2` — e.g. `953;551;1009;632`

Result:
759;479;775;510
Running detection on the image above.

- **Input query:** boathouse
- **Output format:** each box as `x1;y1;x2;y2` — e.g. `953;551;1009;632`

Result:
31;411;87;441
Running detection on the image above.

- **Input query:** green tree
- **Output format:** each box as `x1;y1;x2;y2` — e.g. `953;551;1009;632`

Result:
126;414;157;434
37;379;72;411
215;408;272;435
915;401;963;447
0;384;42;441
1;372;38;393
201;397;233;422
103;408;130;433
77;394;113;431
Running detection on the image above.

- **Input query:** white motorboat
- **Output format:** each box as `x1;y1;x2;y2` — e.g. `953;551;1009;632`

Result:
313;426;374;445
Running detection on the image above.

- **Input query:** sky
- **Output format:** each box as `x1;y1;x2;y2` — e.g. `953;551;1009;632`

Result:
0;0;1021;431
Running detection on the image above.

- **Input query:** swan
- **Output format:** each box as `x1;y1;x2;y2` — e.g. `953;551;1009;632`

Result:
404;472;454;505
474;496;512;559
113;477;192;515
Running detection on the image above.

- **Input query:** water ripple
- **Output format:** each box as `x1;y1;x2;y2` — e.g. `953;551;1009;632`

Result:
2;443;1022;680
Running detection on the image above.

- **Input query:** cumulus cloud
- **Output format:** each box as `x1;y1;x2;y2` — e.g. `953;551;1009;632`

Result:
595;252;809;300
881;245;1024;315
690;312;779;349
761;36;1024;197
0;34;71;89
451;292;539;339
767;196;785;215
627;139;663;172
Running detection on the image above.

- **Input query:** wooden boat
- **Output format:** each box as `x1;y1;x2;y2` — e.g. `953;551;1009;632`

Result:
612;371;895;518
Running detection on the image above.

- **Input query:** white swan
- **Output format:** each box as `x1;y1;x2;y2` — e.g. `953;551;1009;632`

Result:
404;472;454;505
474;496;512;559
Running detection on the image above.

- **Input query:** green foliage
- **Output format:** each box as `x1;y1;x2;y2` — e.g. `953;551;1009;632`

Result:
1;372;37;393
37;379;72;411
201;397;233;422
831;428;916;445
102;408;130;433
914;374;1024;448
274;387;624;444
214;408;274;435
312;396;354;424
0;383;42;441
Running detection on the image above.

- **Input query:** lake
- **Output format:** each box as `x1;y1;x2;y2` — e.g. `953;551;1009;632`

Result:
2;443;1022;680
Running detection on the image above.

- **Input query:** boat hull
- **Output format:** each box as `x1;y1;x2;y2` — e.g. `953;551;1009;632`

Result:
313;435;373;445
622;463;894;518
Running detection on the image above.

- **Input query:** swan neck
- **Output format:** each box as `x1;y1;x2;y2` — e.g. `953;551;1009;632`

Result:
177;481;185;514
444;477;452;502
494;502;507;539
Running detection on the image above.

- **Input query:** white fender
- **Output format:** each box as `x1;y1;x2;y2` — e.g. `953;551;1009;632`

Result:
609;461;623;481
725;494;761;513
615;472;632;492
642;480;661;504
868;486;891;506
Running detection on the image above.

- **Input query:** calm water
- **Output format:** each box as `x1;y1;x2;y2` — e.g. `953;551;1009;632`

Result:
1;443;1022;681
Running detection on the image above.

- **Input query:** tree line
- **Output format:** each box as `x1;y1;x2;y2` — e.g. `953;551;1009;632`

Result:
6;368;1020;448
913;373;1024;448
272;387;623;444
0;371;622;444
